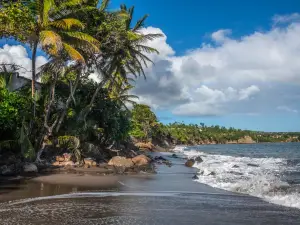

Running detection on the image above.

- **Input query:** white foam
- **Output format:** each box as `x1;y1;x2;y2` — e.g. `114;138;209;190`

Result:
183;148;300;209
172;145;188;153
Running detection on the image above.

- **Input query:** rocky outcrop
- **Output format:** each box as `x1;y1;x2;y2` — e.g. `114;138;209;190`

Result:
108;156;134;168
237;136;256;144
195;156;203;163
132;155;151;166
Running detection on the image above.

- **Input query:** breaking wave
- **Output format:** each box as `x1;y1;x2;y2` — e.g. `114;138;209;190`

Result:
174;145;300;209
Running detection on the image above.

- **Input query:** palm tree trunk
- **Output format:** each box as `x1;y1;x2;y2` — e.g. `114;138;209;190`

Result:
31;40;38;117
55;74;80;133
79;79;106;124
36;76;58;163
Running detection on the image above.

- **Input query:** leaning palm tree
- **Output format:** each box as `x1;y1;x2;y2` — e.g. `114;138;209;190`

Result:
0;0;100;114
79;4;162;124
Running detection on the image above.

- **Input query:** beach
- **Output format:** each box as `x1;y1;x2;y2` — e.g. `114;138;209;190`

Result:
0;150;300;224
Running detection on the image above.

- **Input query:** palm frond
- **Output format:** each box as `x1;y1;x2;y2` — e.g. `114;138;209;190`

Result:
50;18;85;30
133;14;149;32
40;30;63;55
41;0;56;26
137;44;159;54
63;43;85;63
63;31;100;47
99;0;110;11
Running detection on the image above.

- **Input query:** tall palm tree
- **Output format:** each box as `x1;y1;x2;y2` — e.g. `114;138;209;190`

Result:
79;4;162;123
0;0;100;113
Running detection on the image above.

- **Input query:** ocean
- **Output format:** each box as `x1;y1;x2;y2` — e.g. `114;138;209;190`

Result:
174;142;300;209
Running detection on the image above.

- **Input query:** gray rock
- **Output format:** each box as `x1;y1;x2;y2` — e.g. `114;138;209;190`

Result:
0;165;15;176
194;156;203;163
23;163;38;173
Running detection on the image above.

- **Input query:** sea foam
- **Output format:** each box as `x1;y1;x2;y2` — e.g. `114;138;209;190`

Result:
181;147;300;209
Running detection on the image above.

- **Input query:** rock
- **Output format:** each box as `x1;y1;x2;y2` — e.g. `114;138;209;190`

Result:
114;166;126;174
154;156;167;161
84;159;97;167
194;156;203;163
192;174;198;179
232;165;240;168
108;156;134;168
132;155;151;166
64;161;75;166
83;164;90;169
247;163;259;167
185;159;195;167
0;165;15;176
208;171;216;176
23;163;38;173
238;136;256;144
135;142;154;150
171;154;178;158
56;156;65;162
52;161;61;166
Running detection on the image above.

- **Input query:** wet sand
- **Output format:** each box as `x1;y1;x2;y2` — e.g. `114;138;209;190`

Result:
0;152;300;224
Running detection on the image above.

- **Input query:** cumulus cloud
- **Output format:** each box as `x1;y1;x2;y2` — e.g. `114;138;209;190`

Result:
131;16;300;116
211;29;232;43
4;15;300;118
0;44;47;78
273;13;300;25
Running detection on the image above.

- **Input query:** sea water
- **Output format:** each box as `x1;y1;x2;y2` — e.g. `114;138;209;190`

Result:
173;142;300;209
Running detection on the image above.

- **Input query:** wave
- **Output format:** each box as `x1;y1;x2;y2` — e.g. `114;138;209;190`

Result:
179;147;300;209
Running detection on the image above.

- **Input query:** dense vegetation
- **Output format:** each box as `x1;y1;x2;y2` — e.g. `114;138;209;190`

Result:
129;105;300;145
0;0;161;162
0;1;299;166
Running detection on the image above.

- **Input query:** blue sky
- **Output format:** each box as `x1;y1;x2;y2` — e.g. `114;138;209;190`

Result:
1;0;300;131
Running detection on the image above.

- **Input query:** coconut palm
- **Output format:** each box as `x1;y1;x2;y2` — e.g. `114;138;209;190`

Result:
0;0;100;111
79;4;162;124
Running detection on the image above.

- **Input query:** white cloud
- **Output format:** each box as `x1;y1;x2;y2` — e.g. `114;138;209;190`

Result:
273;13;300;25
277;105;298;113
211;29;232;43
0;44;47;78
132;17;300;116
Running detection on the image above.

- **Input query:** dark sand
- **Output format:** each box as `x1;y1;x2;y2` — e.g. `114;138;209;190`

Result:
0;152;300;224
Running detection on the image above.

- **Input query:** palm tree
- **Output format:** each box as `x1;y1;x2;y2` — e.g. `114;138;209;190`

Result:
79;4;162;124
0;0;100;115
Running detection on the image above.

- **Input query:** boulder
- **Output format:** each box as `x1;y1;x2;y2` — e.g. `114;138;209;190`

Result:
56;156;65;162
52;161;61;166
171;154;178;158
64;161;75;166
108;156;134;168
0;165;15;176
132;155;151;166
135;142;154;150
195;156;203;163
23;163;38;173
185;159;195;167
84;159;97;167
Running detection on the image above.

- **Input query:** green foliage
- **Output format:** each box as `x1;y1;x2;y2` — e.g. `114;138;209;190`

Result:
0;88;30;132
130;104;159;141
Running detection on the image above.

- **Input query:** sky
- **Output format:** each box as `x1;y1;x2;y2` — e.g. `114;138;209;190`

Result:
1;0;300;131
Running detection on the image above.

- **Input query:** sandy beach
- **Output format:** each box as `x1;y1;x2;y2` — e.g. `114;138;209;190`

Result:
0;152;300;224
